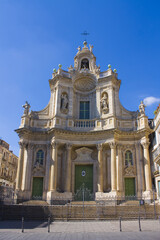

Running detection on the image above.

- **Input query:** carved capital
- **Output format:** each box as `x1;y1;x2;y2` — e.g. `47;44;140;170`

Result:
96;143;103;151
18;141;23;149
28;143;34;150
141;141;150;149
51;141;57;149
117;144;123;150
66;143;72;151
109;141;116;149
19;141;28;149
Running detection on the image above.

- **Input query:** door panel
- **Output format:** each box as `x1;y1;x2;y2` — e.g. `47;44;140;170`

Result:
75;165;93;200
158;181;160;197
125;178;135;196
32;177;43;198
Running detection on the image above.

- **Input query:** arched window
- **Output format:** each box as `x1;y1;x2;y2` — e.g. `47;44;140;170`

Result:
36;150;44;165
81;58;89;69
125;150;133;166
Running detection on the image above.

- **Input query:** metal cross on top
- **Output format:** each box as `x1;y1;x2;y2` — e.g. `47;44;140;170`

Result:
81;31;90;41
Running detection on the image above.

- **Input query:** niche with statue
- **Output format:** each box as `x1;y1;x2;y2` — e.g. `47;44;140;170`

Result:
100;92;109;114
60;92;69;114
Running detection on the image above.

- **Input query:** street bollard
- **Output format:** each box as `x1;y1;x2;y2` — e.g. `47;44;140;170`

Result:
119;216;122;232
138;215;141;232
48;216;50;233
22;217;24;233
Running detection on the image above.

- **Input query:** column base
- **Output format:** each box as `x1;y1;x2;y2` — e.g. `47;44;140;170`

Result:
142;190;153;203
46;191;72;204
95;191;117;201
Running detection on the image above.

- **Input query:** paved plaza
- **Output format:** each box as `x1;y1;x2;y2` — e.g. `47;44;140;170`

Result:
0;220;160;239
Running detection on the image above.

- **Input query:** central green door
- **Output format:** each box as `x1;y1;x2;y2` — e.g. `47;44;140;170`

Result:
125;178;135;196
32;177;43;199
75;165;93;201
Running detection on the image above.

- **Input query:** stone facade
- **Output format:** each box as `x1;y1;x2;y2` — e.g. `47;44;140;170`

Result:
0;139;18;204
15;41;154;203
0;139;18;188
151;105;160;199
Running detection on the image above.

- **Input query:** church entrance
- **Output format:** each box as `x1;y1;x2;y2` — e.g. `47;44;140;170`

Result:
74;165;93;201
125;178;135;197
32;177;43;200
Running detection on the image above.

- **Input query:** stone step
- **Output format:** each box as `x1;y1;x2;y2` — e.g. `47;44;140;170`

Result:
0;204;159;220
21;200;49;205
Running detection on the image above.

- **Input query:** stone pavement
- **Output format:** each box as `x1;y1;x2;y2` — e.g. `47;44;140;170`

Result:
0;220;160;240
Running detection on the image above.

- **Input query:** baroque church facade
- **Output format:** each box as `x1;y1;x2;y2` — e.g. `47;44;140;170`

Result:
15;41;153;203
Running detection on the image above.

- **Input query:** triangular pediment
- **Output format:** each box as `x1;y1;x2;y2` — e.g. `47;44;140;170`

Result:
75;147;93;162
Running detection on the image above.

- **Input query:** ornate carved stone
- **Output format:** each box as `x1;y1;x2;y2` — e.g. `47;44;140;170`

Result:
96;143;103;151
109;142;116;149
51;141;57;149
139;101;146;116
22;101;30;116
101;92;109;114
74;147;93;162
141;141;150;149
124;165;136;176
60;92;69;114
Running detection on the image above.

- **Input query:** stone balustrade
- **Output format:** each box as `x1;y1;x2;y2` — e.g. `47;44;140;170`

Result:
74;119;95;128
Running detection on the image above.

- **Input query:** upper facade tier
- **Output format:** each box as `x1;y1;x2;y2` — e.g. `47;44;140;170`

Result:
17;42;150;133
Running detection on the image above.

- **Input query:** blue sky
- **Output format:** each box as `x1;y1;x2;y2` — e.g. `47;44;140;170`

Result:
0;0;160;156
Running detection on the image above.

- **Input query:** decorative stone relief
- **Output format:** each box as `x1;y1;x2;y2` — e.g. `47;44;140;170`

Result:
60;92;69;114
74;147;94;162
124;165;136;176
101;92;109;114
33;162;45;176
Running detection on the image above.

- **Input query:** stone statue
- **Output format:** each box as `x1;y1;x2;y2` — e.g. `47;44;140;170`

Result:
77;46;81;52
22;101;30;116
89;45;93;52
101;93;109;114
60;93;68;114
139;101;146;116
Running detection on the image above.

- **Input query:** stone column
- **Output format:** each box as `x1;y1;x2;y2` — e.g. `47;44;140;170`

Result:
141;141;152;191
22;143;34;191
16;142;24;190
21;144;28;191
65;144;72;192
50;142;58;191
109;142;117;192
96;87;101;117
117;145;122;192
135;143;142;196
103;151;107;192
44;144;51;191
97;144;103;192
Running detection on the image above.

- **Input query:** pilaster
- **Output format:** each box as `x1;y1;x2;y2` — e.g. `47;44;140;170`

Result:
16;142;24;191
65;144;72;192
50;141;58;191
44;144;51;191
135;143;142;197
97;143;103;192
109;142;117;192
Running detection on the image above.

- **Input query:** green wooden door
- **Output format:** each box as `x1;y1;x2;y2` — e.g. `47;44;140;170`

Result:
75;165;93;200
125;178;135;196
158;181;160;197
32;177;43;199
